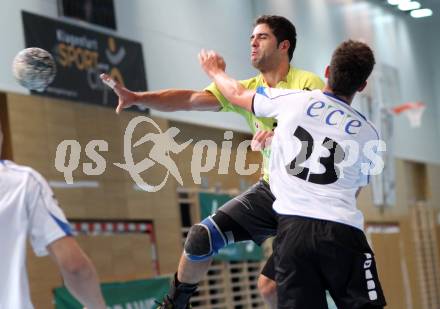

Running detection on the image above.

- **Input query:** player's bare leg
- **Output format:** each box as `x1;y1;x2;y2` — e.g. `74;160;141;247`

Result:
258;274;277;309
157;221;218;309
158;191;277;309
177;254;213;284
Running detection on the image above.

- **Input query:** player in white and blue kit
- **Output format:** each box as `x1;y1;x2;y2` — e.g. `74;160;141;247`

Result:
199;40;386;309
253;86;378;231
0;127;106;308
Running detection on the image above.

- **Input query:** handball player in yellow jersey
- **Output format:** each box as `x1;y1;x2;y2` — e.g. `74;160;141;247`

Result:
102;15;324;309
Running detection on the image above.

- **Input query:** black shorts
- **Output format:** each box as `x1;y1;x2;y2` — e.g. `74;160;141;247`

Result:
214;180;277;280
217;179;277;245
274;215;386;309
260;254;276;279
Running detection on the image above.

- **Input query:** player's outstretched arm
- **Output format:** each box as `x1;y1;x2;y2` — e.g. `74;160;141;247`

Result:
198;50;255;112
100;74;220;114
48;237;106;309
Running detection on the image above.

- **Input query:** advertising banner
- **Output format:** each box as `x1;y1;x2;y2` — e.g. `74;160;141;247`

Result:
54;276;170;309
22;11;147;110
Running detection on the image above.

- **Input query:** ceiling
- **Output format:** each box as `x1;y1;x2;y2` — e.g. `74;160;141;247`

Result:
374;0;440;21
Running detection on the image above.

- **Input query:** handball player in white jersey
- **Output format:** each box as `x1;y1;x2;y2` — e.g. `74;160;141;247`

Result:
199;40;387;309
0;127;105;308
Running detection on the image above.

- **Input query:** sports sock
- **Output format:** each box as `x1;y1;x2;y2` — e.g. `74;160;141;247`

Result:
167;273;198;309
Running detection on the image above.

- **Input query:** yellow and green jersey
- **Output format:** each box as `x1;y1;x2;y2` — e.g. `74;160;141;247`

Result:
205;66;324;182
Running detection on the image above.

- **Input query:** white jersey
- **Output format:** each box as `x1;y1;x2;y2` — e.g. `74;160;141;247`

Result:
0;161;72;309
253;88;380;230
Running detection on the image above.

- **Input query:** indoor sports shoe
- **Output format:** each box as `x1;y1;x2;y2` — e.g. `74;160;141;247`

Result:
155;296;191;309
155;273;196;309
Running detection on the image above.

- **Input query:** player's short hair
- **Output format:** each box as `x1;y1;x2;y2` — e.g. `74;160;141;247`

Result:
328;40;375;97
254;15;297;61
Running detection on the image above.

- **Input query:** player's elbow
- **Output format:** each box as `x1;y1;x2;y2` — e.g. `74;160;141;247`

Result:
187;91;219;111
60;254;94;278
223;83;248;105
228;84;244;101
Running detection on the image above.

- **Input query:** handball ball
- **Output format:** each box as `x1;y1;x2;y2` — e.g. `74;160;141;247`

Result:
12;47;56;92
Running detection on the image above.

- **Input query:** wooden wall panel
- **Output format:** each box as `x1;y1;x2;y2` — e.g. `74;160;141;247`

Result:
427;164;440;208
399;214;423;309
76;234;154;281
169;120;261;190
27;234;154;308
410;204;440;309
370;232;407;309
6;93;181;308
7;92;262;307
27;247;62;309
359;160;412;221
404;161;428;202
0;92;13;159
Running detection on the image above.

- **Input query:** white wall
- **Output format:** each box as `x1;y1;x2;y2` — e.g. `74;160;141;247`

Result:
254;0;440;164
0;0;256;133
0;0;58;94
431;18;440;140
114;0;257;132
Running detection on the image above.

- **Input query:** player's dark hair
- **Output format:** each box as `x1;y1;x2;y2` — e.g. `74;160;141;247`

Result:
328;40;375;97
254;15;297;61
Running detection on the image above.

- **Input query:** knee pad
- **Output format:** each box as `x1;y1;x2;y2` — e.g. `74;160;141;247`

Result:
184;216;228;261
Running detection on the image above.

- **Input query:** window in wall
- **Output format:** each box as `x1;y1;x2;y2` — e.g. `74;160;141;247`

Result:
58;0;117;30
